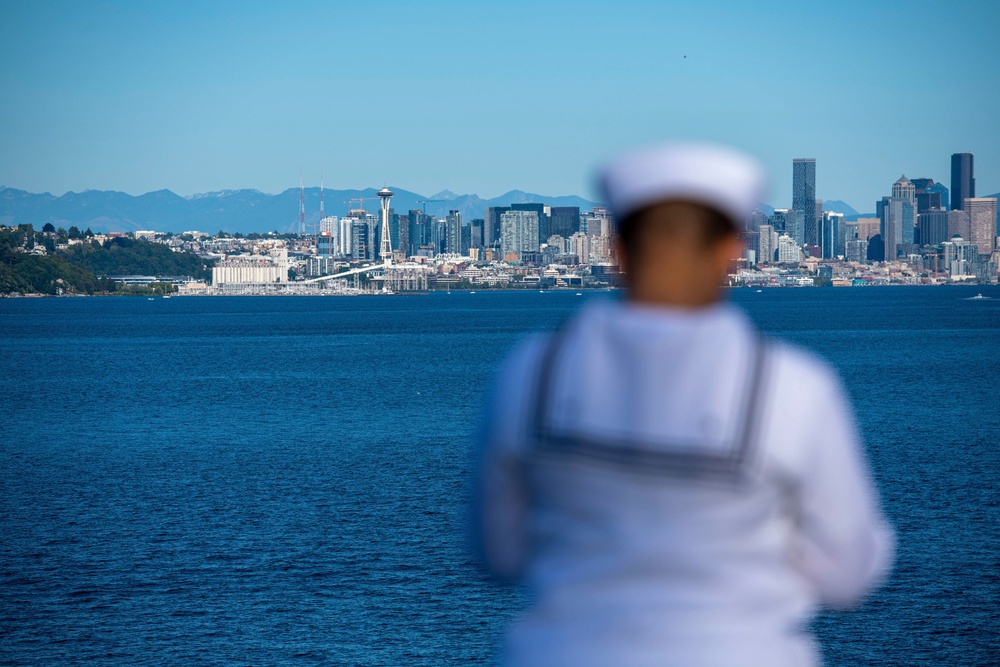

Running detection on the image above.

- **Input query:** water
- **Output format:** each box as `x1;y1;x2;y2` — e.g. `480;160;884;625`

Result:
1;287;998;666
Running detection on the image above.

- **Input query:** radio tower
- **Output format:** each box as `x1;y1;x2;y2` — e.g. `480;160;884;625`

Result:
299;171;306;236
318;173;324;248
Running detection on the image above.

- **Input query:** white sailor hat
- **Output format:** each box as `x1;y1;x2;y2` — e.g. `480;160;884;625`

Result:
598;143;766;227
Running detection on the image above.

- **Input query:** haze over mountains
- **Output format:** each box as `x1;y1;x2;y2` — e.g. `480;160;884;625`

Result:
0;186;599;235
1;185;924;235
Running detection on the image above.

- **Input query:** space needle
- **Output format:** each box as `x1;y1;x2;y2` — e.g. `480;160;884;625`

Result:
377;187;394;266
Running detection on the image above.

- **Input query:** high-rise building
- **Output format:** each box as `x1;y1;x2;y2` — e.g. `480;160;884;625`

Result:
570;232;591;265
470;219;484;249
950;153;975;211
757;224;777;264
338;217;353;257
911;178;943;213
446;210;462;255
500;210;539;261
947;209;971;241
512;203;548;240
550;207;581;238
917;210;951;246
819;212;846;259
793;159;817;247
966;198;998;258
929;182;950;211
892;175;916;202
484;206;510;250
777;235;800;263
856;217;881;242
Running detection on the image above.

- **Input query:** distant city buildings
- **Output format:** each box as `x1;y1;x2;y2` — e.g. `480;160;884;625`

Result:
950;153;975;211
793;159;817;247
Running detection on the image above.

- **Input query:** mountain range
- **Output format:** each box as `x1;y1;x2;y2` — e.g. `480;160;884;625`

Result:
0;186;599;235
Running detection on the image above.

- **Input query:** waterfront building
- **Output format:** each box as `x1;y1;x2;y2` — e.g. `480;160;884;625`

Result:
793;159;817;247
950;153;975;211
966;198;998;258
500;210;540;261
212;248;289;286
942;236;979;278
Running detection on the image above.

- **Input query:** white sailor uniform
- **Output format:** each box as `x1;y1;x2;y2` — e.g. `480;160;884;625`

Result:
471;300;893;667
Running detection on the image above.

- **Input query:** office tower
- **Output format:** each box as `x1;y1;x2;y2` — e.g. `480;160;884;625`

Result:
777;235;800;263
951;153;975;210
947;209;971;241
793;159;817;246
785;209;805;246
470;219;484;249
461;224;471;256
911;178;943;213
550;207;581;238
512;203;548;240
500;210;539;260
431;218;447;254
546;234;567;254
338;217;353;257
746;209;768;233
351;219;370;260
856;217;880;242
757;224;777;264
768;209;789;234
892;175;916;202
929;182;950;211
446;210;462;254
917;210;951;246
819;212;845;259
942;237;979;277
966;198;998;258
570;232;591;265
484;206;510;249
846;239;867;263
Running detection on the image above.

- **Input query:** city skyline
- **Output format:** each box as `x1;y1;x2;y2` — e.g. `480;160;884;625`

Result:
2;1;998;210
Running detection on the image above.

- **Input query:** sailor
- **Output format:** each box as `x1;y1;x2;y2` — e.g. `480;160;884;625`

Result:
470;144;894;666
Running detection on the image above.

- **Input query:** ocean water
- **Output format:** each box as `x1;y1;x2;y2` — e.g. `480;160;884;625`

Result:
1;287;997;666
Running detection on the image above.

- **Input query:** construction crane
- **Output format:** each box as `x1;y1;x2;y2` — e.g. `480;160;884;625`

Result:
346;196;371;213
417;199;445;214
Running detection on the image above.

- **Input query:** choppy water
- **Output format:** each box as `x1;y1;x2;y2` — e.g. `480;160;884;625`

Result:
1;287;998;665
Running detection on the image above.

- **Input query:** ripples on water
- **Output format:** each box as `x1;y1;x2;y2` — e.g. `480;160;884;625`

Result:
1;287;998;665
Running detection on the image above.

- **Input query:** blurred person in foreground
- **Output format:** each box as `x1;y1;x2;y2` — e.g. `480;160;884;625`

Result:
470;144;894;667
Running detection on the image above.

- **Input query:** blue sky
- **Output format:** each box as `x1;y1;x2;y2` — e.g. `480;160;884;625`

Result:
1;0;997;211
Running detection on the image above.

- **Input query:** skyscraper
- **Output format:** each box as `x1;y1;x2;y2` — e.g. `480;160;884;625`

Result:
793;159;817;247
446;210;462;255
549;207;581;238
484;206;510;250
966;198;998;258
950;153;974;211
500;210;539;261
512;203;548;240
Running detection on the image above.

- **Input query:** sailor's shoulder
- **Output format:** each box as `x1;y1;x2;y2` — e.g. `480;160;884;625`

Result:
761;336;844;398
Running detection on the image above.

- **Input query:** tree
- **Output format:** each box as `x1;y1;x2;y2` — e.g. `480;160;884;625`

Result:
68;226;81;239
42;223;56;233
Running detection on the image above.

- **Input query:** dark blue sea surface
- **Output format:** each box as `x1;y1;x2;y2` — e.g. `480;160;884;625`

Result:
1;287;998;666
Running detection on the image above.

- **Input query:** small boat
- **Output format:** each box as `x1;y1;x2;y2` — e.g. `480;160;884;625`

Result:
756;289;762;293
967;293;989;300
470;291;476;294
576;292;582;296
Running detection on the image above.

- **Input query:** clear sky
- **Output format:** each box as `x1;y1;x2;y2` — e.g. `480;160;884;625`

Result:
1;0;998;211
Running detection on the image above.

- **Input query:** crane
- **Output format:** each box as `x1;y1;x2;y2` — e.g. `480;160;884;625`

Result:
417;199;445;214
